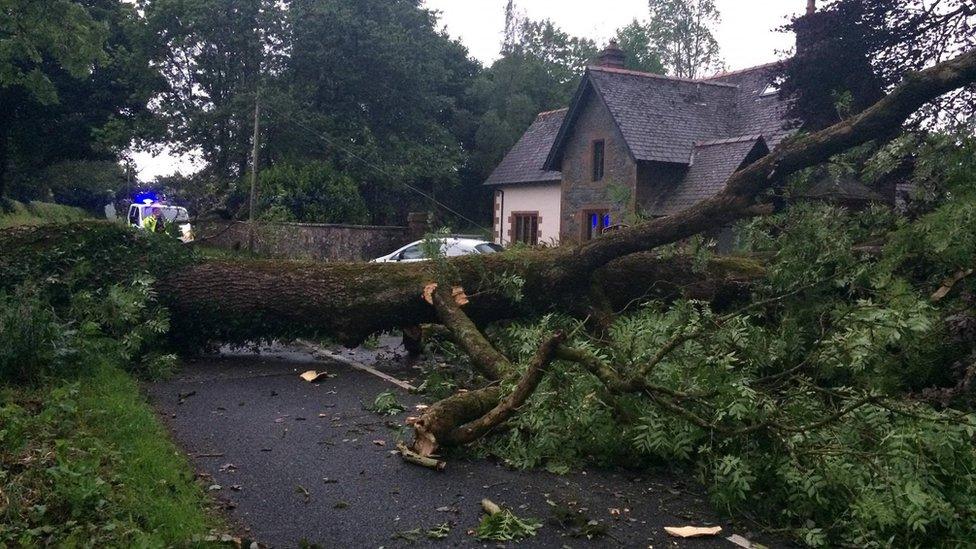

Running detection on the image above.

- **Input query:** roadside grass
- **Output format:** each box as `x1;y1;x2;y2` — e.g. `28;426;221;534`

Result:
0;200;89;228
0;360;224;545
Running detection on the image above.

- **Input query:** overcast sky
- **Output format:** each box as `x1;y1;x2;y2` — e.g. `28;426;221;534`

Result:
133;0;806;180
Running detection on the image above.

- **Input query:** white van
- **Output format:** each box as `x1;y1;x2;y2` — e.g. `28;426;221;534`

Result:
126;202;194;243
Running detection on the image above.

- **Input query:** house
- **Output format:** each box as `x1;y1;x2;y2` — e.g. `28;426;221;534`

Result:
485;41;793;246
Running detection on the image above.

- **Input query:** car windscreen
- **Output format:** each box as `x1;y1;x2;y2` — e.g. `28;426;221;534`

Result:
475;243;504;254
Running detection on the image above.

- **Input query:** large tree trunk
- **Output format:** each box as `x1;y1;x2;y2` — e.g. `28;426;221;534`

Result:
159;252;761;347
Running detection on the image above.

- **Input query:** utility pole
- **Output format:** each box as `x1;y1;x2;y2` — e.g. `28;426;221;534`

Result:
807;0;816;15
248;89;261;253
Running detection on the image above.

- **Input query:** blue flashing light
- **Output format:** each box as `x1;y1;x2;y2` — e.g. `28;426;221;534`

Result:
133;190;160;204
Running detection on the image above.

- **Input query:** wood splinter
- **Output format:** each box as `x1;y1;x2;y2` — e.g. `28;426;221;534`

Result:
396;442;447;471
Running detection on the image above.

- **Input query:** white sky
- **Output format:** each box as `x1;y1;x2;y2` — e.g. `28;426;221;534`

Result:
133;0;805;181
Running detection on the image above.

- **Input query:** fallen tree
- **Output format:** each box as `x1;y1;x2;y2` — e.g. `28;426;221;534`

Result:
3;46;976;549
403;48;976;455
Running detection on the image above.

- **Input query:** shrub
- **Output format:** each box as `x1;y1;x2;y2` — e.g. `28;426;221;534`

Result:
0;286;76;383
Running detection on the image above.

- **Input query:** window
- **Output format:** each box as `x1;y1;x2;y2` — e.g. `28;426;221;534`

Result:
475;243;504;254
127;206;141;226
592;140;605;181
582;209;610;241
511;213;539;245
397;243;425;260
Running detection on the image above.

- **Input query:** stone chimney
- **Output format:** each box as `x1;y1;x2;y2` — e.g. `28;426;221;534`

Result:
596;40;626;69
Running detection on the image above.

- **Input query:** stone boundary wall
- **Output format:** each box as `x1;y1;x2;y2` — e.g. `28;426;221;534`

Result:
195;220;421;262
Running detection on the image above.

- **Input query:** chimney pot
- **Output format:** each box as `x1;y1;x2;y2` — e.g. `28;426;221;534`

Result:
595;40;626;69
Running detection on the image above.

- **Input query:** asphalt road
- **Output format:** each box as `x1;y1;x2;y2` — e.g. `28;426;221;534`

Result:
147;343;766;548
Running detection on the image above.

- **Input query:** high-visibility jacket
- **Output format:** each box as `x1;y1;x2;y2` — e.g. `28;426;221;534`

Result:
143;215;158;232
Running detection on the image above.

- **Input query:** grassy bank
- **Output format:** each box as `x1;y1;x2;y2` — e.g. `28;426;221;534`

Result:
0;200;89;228
0;361;223;545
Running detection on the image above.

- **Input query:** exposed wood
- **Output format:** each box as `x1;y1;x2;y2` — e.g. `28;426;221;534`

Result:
931;268;974;302
396;442;446;471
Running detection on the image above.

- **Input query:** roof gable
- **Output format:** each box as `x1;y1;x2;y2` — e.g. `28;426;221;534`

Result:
645;135;770;216
545;67;741;168
484;109;566;186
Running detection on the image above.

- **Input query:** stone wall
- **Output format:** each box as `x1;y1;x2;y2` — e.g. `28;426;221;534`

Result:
559;87;636;243
195;219;423;262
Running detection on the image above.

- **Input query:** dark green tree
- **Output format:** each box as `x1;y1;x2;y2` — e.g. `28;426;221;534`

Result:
0;0;107;199
143;0;287;185
614;20;666;74
1;0;164;206
284;0;480;224
461;6;597;211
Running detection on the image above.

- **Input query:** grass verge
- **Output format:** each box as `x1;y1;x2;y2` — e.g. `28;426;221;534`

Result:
0;361;224;545
0;200;89;228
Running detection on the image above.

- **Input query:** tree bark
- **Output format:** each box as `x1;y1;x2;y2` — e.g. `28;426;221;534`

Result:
158;253;761;348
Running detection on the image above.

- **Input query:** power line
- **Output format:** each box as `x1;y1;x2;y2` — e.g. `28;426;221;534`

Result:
262;104;489;232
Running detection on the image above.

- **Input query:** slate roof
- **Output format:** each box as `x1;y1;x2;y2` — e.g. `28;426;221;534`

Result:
703;63;794;149
644;136;770;216
485;61;795;206
582;67;740;164
483;109;566;186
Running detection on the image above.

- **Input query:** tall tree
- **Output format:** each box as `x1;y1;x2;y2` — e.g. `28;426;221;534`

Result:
463;5;597;203
647;0;723;78
781;0;975;129
284;0;479;224
0;0;107;199
1;0;164;204
143;0;286;184
614;20;666;74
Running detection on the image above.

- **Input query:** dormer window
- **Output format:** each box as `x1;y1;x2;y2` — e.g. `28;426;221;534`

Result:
760;76;785;98
592;140;605;181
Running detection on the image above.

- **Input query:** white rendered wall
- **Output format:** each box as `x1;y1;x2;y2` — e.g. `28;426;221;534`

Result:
493;183;562;246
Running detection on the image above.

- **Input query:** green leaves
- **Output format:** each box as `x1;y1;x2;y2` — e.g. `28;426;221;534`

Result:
0;0;107;103
366;391;406;416
475;508;542;541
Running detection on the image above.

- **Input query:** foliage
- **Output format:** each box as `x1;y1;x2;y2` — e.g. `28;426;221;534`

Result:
0;222;194;382
143;0;285;182
475;507;543;541
255;160;369;224
614;20;666;74
647;0;724;78
367;390;406;416
16;160;125;212
0;0;106;104
781;0;976;129
1;0;164;199
464;133;976;547
462;4;596;215
0;363;222;545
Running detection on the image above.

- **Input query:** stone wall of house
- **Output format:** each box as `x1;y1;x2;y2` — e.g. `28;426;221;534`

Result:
636;161;688;216
195;217;427;262
559;88;636;243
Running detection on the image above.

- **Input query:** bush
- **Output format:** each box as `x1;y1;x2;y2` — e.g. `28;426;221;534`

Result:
0;223;190;384
256;160;370;224
0;286;76;383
